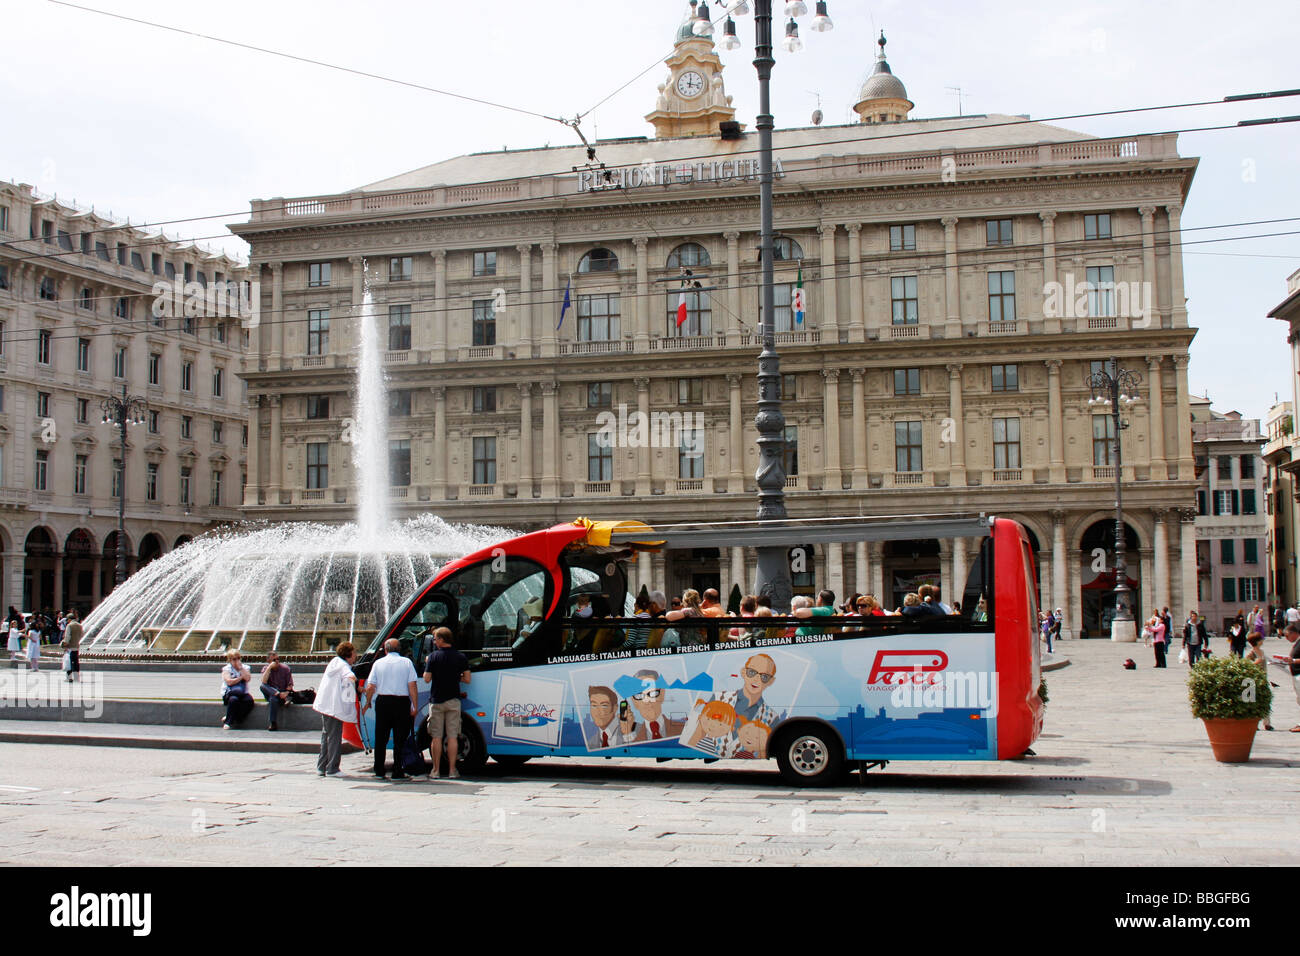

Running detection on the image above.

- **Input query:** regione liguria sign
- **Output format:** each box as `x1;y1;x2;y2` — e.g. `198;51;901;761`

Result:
578;157;786;192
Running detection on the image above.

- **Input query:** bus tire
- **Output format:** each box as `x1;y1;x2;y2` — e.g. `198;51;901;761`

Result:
456;721;488;775
773;724;845;787
492;754;532;769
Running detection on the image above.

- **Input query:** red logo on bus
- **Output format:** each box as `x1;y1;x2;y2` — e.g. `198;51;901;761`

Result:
867;649;950;686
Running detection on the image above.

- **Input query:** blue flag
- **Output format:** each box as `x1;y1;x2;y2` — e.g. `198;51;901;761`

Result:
557;275;572;330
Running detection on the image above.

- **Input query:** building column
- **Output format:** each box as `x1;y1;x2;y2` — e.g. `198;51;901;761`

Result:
541;243;559;358
1069;552;1083;639
515;244;534;355
1179;509;1198;618
724;232;741;347
633;237;649;350
432;386;447;500
730;546;745;596
516;383;533;496
1153;508;1170;613
822;368;842;491
1138;549;1153;622
635;377;651;496
818;223;838;341
947;364;966;486
53;553;64;610
942;216;960;336
431;250;447;362
727;374;744;493
1046;359;1065;482
1139;206;1160;327
267;394;282;503
244;396;261;506
1146;355;1166;479
827;541;844;601
951;538;969;606
868;541;885;604
1165;204;1187;329
269;262;284;367
1039;211;1059;333
854;540;868;596
1052;510;1071;639
938;541;953;605
851;368;868;489
846;223;864;343
1172;354;1194;479
541;381;559;497
91;556;102;607
1039;554;1052;624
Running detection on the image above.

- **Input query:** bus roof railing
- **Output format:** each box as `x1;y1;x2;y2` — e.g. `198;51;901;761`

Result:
607;513;994;550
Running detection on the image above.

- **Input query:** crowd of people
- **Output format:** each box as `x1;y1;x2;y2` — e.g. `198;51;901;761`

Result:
5;606;83;680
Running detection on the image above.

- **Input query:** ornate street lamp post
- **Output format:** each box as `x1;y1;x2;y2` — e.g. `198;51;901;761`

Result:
100;384;148;588
1087;361;1143;641
702;0;834;610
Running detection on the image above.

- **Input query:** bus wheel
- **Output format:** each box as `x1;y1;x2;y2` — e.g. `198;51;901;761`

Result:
492;755;531;770
773;726;844;787
456;723;488;775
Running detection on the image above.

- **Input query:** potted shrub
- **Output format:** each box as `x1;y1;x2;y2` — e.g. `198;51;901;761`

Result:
1187;655;1272;762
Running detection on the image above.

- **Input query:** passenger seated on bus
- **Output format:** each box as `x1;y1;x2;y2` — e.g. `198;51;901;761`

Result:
899;592;927;617
918;584;952;615
512;597;545;649
792;589;836;635
590;596;626;653
664;589;707;645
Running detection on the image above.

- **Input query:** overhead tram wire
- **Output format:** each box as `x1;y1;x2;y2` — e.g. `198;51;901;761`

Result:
6;224;1297;348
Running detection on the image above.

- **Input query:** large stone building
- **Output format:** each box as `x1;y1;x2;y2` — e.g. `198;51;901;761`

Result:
0;181;249;614
231;18;1201;636
1190;397;1266;631
1265;266;1300;610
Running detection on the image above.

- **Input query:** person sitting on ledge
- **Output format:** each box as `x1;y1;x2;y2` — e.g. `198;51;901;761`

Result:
260;650;295;731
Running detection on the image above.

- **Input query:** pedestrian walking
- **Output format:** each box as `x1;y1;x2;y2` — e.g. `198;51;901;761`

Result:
60;610;82;683
220;650;255;729
1244;634;1274;731
422;627;471;779
361;639;419;780
1227;614;1246;659
1147;610;1167;668
25;619;41;671
313;641;357;777
1182;610;1208;665
6;613;21;665
1283;624;1300;733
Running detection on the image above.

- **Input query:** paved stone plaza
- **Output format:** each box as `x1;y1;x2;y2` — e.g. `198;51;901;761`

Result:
0;638;1296;866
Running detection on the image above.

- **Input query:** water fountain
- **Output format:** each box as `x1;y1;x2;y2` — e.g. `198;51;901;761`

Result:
83;272;506;655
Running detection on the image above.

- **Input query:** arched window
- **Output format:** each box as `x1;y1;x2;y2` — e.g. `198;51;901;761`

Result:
773;236;803;261
578;248;619;273
666;242;710;269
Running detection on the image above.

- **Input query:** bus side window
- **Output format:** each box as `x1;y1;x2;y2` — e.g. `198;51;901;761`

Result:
398;597;452;665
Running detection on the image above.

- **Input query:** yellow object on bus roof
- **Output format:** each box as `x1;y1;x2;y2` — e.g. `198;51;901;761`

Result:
572;517;663;549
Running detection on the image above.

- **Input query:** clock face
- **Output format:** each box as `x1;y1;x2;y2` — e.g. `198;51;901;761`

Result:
677;71;705;98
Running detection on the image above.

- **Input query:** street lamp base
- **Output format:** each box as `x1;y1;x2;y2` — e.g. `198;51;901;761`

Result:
1110;618;1138;642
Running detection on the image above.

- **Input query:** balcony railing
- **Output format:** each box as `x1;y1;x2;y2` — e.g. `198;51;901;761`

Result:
992;469;1023;483
649;335;726;351
560;340;633;356
583;481;613;494
467;484;495;496
390;487;409;499
675;479;704;492
1091;466;1117;480
891;472;925;486
784;475;801;489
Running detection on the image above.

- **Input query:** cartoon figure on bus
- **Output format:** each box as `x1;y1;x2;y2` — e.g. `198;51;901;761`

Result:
620;668;686;742
583;684;633;750
682;653;786;759
733;718;771;758
687;699;738;755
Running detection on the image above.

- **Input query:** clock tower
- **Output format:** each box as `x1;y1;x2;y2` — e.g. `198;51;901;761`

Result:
645;2;739;139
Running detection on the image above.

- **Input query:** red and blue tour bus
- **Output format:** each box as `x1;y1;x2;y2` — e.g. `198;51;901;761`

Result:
347;514;1043;786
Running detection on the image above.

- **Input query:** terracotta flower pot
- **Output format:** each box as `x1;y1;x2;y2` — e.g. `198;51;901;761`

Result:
1201;718;1258;763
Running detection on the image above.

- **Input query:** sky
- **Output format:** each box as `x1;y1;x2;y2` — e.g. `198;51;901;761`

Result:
4;0;1298;421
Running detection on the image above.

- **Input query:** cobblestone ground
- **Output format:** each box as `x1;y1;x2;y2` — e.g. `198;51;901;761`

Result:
0;638;1296;865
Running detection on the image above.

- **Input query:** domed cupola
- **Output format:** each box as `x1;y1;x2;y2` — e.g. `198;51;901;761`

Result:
853;31;914;124
646;1;739;138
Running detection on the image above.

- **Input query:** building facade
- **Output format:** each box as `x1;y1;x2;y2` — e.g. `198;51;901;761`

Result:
1190;398;1266;631
0;181;249;615
231;23;1201;636
1265;266;1300;612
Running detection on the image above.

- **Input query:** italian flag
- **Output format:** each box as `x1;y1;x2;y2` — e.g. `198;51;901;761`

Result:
792;268;805;325
676;288;688;328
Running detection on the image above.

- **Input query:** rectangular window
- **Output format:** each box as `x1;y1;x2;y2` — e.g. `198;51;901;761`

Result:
152;253;162;275
211;470;223;506
1213;489;1237;515
586;382;611;408
148;353;160;385
36;391;50;417
1244;539;1259;564
1239;455;1255;479
34;449;48;491
212;367;224;397
1222;577;1236;603
890;275;918;325
679;429;704;479
1239;577;1263;602
1084;213;1112;240
991;364;1019;392
389;256;412;282
1216;455;1233;480
145;463;158;500
388;439;411;486
164;261;175;279
37;329;52;364
112;459;122;498
180;467;192;506
783;425;799;477
472;387;497;413
1242;489;1257;515
986;219;1013;245
889;224;916;251
472;300;496;346
212;421;224;444
0;265;8;290
0;205;7;232
131;251;145;271
678;378;703;405
78;288;92;310
472;251;497;277
96;242;110;262
771;283;794;333
668;290;712;336
39;277;57;301
1086;265;1115;317
993;417;1021;469
114;346;127;379
306;395;330;420
181;415;193;439
472;437;497;485
388;389;412;417
306;443;329;489
307;309;330;355
577;293;621;341
213;321;226;345
181;361;194;392
781;373;796;401
184;263;192;283
115;297;130;319
42;220;54;244
587;433;613;482
148;410;159;434
77;337;90;372
74;455;87;495
1092;414;1116;466
75;397;88;424
893;368;920;396
388;304;411;350
895;421;923;472
308;262;331;287
117;243;128;265
1220;539;1235;564
987;271;1016;323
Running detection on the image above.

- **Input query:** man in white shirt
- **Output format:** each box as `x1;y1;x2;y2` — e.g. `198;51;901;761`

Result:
362;639;419;780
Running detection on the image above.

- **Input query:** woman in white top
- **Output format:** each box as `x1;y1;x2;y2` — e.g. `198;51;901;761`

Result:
25;622;41;671
6;617;20;661
313;641;358;777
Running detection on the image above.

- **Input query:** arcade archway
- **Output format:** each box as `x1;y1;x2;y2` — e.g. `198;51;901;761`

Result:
1079;520;1141;638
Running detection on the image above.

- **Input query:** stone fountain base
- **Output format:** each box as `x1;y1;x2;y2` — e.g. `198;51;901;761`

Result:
143;627;365;656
